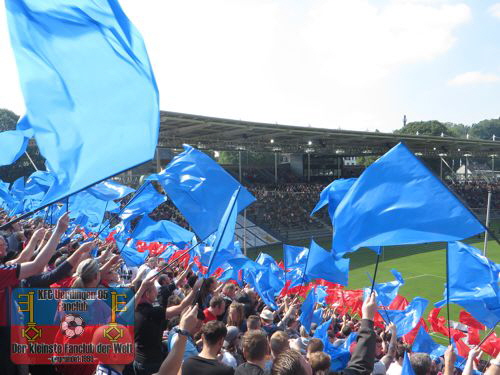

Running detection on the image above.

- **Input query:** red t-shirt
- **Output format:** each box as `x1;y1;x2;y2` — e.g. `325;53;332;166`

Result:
0;264;20;326
203;308;217;323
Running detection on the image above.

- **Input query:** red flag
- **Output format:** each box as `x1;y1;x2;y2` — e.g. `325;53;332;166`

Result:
403;319;428;345
455;338;471;358
467;327;480;346
388;295;409;310
450;328;466;341
480;333;500;357
277;261;285;270
428;308;448;336
459;311;486;330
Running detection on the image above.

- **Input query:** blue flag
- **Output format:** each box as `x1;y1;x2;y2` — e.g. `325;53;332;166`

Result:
118;241;149;267
148;145;255;239
402;352;416;375
313;317;332;340
0;130;29;166
332;143;485;254
299;289;317;332
120;183;166;222
411;326;446;359
381;297;429;337
435;242;500;328
364;269;405;307
206;188;240;275
283;244;309;271
87;180;135;201
311;178;356;217
305;240;349;286
341;332;358;351
133;215;194;244
6;0;159;207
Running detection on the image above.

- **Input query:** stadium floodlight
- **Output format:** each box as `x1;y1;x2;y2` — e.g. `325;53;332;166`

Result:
272;147;282;152
305;148;314;153
415;152;423;156
235;146;246;151
490;154;498;157
270;139;274;144
308;140;312;146
458;148;461;152
335;149;345;154
464;153;472;157
362;150;372;154
438;153;447;157
433;147;436;151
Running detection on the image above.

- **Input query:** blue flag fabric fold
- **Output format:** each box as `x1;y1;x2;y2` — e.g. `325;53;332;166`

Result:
305;240;350;286
411;326;446;359
148;145;255;239
332;143;485;254
6;0;159;207
381;297;429;337
133;215;194;244
311;178;356;217
283;244;309;271
87;181;135;201
299;289;317;332
435;242;500;328
118;241;149;267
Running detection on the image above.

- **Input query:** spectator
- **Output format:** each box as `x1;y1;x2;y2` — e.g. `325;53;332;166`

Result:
203;295;226;323
309;352;331;375
236;331;270;375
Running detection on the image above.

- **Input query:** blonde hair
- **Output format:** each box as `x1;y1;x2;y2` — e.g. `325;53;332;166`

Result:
72;259;100;288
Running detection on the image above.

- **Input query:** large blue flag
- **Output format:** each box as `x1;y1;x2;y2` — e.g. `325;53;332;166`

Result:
133;215;194;244
305;240;349;286
311;178;356;217
313;317;332;339
381;297;429;337
411;326;446;359
6;0;159;207
299;289;317;332
120;183;166;222
364;269;405;307
435;242;500;328
332;143;485;254
118;241;149;267
147;145;255;239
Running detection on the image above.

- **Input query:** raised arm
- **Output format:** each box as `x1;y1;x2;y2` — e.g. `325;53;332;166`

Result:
6;227;45;265
166;277;203;319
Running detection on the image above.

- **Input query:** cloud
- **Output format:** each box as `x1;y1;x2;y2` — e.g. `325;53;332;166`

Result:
489;3;500;19
448;71;500;86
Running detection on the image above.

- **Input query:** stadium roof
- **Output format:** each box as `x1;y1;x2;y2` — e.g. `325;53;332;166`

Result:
159;111;500;158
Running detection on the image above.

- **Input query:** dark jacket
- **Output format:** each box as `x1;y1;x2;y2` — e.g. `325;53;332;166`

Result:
343;319;376;375
21;260;73;288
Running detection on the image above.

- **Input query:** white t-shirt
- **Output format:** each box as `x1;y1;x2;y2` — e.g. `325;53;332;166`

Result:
386;361;402;375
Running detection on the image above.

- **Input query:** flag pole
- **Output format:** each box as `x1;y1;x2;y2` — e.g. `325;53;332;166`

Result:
370;251;381;294
483;188;492;256
446;243;452;345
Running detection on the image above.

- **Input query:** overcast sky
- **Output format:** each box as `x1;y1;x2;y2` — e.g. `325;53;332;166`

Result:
1;0;500;132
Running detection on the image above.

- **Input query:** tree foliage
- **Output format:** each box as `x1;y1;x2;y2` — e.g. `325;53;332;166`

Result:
0;108;19;131
395;120;453;137
469;119;500;140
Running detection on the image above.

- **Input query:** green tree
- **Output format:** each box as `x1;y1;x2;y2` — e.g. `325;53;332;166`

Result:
469;119;500;140
0;108;19;131
394;120;453;136
357;155;378;167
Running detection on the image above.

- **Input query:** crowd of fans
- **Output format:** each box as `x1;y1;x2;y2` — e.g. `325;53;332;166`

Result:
0;209;499;375
449;182;500;210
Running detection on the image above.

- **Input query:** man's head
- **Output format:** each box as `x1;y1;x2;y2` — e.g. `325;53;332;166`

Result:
306;338;324;360
242;330;269;363
147;256;157;269
201;320;227;354
270;331;290;358
222;283;236;299
410;353;432;375
309;351;331;375
158;273;172;286
247;315;261;331
260;309;274;326
271;349;312;375
209;295;226;316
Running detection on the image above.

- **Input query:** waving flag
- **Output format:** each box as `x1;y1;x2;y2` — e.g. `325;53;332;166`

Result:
311;178;356;217
0;130;29;167
120;183;166;222
364;269;405;306
411;326;446;358
435;242;500;328
119;241;149;267
87;181;135;201
133;215;194;244
459;310;486;330
305;240;349;286
284;244;309;271
299;289;316;332
148;145;255;239
332;143;485;254
382;297;429;337
6;0;159;207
